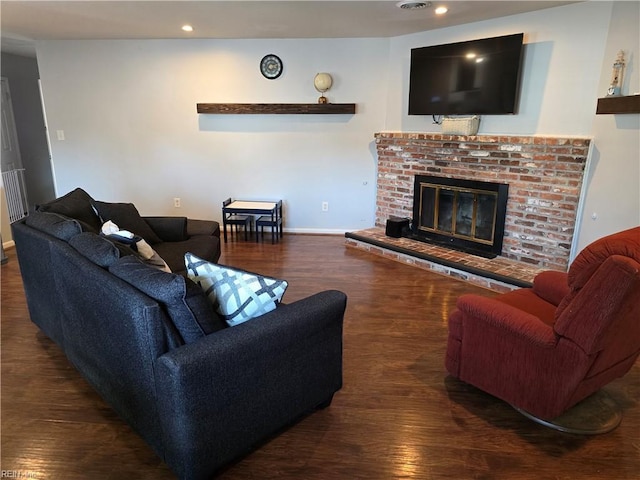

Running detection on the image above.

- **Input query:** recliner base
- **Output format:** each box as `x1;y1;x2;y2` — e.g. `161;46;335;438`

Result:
512;389;622;435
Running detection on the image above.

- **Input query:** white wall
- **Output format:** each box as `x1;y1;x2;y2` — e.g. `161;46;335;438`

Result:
383;1;639;252
34;1;639;245
577;0;640;251
384;2;612;135
37;38;390;232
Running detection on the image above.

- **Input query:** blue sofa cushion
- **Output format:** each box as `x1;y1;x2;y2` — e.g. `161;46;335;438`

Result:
25;211;83;241
185;252;288;327
153;235;220;274
93;200;163;245
36;188;101;233
110;255;226;343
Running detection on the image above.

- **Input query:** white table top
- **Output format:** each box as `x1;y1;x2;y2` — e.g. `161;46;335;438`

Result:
228;201;277;210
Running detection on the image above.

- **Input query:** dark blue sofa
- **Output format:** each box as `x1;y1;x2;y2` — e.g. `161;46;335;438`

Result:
12;189;346;480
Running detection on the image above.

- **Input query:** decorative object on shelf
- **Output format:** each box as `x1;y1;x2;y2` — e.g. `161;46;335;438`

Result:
260;54;283;80
606;50;625;96
441;116;480;135
314;73;333;104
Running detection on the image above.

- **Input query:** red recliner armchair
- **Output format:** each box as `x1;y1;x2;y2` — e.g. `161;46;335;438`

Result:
445;226;640;427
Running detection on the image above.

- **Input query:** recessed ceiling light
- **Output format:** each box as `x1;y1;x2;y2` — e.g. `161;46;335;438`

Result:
397;1;432;10
181;25;194;32
435;6;448;15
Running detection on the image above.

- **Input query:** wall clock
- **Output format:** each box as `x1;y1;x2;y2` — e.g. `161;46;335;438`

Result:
260;54;283;79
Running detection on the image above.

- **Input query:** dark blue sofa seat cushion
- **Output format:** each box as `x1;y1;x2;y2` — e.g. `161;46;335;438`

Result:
154;235;220;274
109;256;226;344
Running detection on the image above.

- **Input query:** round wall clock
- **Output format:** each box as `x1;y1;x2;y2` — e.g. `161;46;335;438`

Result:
260;54;283;79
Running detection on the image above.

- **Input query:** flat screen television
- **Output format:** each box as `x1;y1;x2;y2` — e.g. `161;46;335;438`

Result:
409;33;525;115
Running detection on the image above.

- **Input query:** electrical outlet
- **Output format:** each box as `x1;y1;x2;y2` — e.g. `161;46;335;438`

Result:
322;201;329;212
174;197;181;208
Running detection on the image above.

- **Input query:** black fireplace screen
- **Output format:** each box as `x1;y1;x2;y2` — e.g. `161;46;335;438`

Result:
412;175;509;258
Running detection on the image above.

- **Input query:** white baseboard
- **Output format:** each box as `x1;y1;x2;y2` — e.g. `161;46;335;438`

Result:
223;226;348;236
283;228;349;235
3;240;15;250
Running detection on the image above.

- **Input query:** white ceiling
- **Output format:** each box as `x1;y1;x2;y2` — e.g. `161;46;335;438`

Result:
1;1;580;57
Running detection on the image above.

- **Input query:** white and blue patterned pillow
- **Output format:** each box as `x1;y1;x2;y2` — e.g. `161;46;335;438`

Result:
185;252;288;327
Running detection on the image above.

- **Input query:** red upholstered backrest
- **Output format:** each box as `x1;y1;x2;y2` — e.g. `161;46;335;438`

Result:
555;255;640;352
556;226;640;318
554;226;640;368
567;226;640;289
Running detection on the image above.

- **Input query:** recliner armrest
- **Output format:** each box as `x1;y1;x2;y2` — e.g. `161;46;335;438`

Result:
532;270;569;306
143;216;188;242
456;294;557;347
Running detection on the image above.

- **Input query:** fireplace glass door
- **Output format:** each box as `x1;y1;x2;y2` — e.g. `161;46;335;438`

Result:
412;175;508;258
420;184;498;244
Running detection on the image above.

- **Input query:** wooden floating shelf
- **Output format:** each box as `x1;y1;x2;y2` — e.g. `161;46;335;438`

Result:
196;103;356;115
596;94;640;114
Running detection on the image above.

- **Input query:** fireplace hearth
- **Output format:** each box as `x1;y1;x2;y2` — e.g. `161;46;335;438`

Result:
410;175;509;258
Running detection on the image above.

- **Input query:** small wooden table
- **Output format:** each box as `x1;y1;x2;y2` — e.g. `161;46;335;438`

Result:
222;200;281;242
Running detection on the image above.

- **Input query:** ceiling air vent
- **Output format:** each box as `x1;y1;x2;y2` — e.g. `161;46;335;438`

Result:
396;1;432;10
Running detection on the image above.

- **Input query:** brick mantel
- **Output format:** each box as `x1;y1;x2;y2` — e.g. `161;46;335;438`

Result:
374;132;591;270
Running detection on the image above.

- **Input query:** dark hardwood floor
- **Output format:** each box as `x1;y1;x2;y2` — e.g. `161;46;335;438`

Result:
2;234;639;479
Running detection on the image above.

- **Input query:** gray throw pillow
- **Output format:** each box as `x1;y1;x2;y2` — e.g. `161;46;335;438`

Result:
36;188;101;233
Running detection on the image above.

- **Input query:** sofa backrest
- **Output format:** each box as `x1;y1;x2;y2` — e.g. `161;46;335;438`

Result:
12;219;72;347
49;241;179;458
13;215;186;459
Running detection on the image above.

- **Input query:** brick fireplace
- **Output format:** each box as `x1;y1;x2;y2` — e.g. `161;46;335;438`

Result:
371;132;590;271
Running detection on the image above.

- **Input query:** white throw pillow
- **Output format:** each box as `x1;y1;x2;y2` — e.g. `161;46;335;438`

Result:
184;252;288;326
101;220;170;272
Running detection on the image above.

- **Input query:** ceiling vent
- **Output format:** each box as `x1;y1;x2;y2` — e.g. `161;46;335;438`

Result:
396;1;432;9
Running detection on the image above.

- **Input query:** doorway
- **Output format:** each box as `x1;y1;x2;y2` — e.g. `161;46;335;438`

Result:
1;77;29;224
1;53;56;219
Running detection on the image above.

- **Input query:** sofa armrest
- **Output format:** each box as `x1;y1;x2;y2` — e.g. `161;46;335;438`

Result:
143;216;188;242
153;290;347;480
532;270;570;306
186;218;220;238
456;294;557;347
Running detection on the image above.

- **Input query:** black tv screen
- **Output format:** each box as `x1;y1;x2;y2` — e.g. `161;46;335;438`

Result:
409;33;524;115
